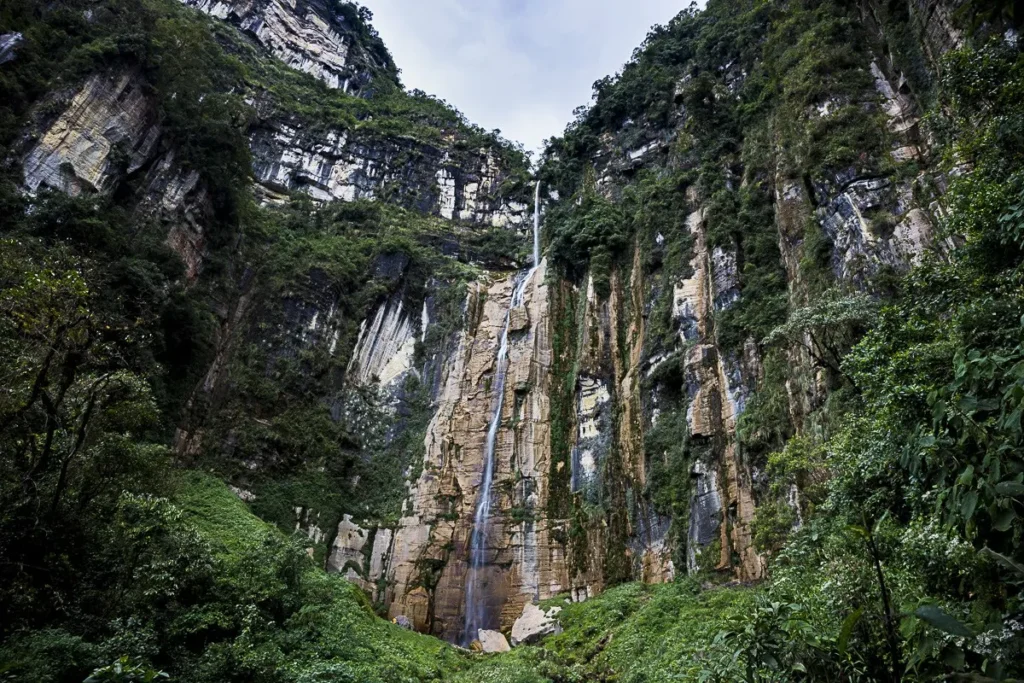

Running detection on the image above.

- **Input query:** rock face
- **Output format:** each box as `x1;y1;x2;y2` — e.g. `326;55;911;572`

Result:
16;7;527;287
375;260;565;641
174;0;529;226
347;293;419;395
0;32;23;65
22;70;159;196
909;0;966;63
327;515;371;581
511;603;561;646
178;0;390;93
249;118;529;227
675;209;762;580
20;70;210;277
16;0;978;650
571;376;610;496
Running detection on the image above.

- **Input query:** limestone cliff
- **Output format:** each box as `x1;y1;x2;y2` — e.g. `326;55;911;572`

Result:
343;261;564;639
178;0;394;93
318;0;980;634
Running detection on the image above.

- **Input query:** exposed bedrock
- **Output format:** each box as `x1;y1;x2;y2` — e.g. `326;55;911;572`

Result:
249;119;529;227
380;260;561;640
19;69;209;278
178;0;388;93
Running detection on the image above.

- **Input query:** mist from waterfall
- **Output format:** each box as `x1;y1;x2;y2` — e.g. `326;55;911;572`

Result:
461;182;542;645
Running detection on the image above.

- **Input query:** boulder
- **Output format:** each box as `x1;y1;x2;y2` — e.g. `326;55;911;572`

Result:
511;603;562;646
477;629;511;653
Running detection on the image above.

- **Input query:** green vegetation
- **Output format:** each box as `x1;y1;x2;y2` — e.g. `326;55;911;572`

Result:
3;0;1024;678
448;581;762;683
536;0;1024;679
0;472;477;682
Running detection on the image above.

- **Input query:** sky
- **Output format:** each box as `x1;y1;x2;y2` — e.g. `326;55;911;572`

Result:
363;1;697;156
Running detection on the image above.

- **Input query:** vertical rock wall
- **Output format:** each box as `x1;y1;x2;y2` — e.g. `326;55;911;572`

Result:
178;0;389;93
375;260;563;639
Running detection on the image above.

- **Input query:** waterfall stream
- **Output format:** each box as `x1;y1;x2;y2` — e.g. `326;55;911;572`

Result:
533;181;541;268
462;183;541;645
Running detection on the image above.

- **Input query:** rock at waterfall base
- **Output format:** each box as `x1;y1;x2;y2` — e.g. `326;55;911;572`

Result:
511;603;562;646
477;630;511;653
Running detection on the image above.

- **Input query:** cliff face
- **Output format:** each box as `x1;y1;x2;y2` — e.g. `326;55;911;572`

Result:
180;0;966;635
248;115;529;228
179;0;395;93
334;262;562;639
15;0;527;287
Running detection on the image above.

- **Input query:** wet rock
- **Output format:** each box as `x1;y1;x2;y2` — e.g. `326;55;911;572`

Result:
571;376;610;496
477;629;511;653
511;603;562;646
385;261;564;641
688;460;722;574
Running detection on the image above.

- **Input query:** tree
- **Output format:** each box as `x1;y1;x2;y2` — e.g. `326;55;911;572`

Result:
765;290;878;382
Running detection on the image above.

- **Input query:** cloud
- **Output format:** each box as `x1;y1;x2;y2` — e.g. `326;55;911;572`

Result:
362;0;698;156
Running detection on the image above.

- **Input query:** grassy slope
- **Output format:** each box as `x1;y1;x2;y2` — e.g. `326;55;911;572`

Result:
175;473;471;682
453;583;758;683
176;473;758;683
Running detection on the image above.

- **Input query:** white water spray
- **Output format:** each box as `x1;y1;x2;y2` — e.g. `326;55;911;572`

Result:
462;181;542;645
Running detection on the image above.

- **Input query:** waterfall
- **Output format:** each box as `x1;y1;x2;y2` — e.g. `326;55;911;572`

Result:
462;182;542;645
533;181;541;267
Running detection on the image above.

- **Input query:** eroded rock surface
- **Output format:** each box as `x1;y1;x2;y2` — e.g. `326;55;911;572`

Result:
377;260;566;641
23;70;159;196
179;0;387;92
249;119;528;226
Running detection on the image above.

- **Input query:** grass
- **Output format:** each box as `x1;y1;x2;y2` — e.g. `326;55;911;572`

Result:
172;472;761;683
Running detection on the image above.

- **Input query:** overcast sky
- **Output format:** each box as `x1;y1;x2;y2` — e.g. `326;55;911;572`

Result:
363;1;697;156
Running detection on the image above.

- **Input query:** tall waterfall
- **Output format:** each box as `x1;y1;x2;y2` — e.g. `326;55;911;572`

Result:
533;181;541;268
462;182;542;645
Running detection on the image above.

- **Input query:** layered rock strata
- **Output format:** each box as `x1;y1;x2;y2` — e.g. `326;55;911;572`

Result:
249;120;529;227
674;209;763;580
20;69;209;277
178;0;388;92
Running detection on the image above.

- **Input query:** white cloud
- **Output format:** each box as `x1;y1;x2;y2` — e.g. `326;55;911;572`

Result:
362;0;698;156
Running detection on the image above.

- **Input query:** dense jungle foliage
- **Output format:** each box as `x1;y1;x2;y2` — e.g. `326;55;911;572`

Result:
1;0;1024;680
